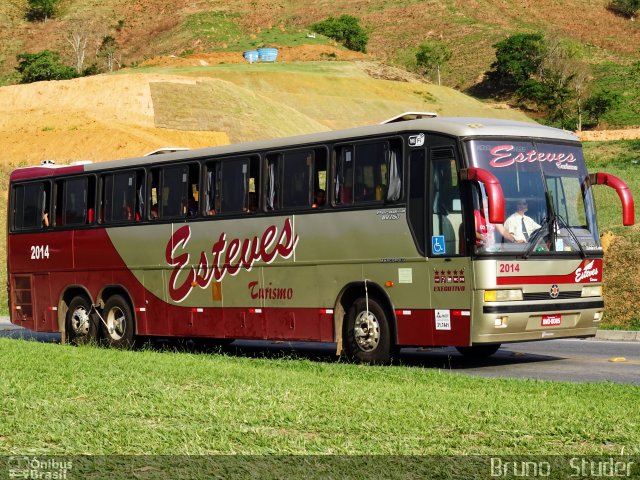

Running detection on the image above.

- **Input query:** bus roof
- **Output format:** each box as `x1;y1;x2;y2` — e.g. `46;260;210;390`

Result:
11;116;579;180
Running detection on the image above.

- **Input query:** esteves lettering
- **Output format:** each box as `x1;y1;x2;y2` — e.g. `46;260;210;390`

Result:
166;218;298;303
575;260;599;283
488;145;577;168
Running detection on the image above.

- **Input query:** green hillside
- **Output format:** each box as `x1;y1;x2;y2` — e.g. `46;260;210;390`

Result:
139;61;531;141
1;0;638;126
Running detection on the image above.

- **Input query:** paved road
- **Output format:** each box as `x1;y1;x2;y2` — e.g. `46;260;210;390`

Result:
1;322;638;385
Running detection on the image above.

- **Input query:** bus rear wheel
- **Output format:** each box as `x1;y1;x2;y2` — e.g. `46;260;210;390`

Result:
66;296;97;345
455;344;501;358
101;295;135;348
344;297;393;365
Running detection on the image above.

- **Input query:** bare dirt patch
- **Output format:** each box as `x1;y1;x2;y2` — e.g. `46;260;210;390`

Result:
0;74;229;164
140;44;368;68
577;128;640;142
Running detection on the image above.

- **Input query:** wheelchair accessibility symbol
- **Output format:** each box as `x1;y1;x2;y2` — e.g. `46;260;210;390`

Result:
432;235;446;255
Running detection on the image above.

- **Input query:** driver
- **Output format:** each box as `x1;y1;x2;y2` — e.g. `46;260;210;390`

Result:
504;199;541;243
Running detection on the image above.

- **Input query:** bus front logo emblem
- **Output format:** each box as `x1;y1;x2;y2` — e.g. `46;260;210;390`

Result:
549;284;559;299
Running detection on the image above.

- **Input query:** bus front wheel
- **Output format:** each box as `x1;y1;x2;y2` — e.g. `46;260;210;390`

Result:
66;296;98;345
101;295;135;348
344;297;393;365
455;344;501;358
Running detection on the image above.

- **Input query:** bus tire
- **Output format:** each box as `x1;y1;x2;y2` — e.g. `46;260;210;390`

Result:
100;295;135;348
66;296;98;346
455;344;501;358
344;297;393;365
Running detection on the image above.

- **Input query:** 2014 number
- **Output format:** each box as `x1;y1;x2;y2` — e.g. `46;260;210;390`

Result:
30;245;50;260
498;263;520;273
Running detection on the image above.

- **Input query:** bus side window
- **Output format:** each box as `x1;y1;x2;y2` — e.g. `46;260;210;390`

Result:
282;149;313;208
41;183;51;228
187;164;199;217
161;165;189;218
56;177;89;226
12;182;49;230
101;171;137;223
334;141;400;206
334;146;354;206
205;162;218;216
149;169;160;220
218;157;252;215
248;156;260;214
313;148;327;208
135;170;144;221
354;142;387;203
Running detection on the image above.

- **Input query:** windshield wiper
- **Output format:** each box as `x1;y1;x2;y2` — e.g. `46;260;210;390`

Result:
523;191;555;259
555;213;587;259
523;214;553;259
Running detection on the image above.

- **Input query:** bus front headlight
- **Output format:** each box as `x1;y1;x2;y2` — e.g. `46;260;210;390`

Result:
484;289;523;302
581;285;602;297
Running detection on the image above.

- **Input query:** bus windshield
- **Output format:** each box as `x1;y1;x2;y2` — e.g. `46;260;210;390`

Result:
466;139;601;256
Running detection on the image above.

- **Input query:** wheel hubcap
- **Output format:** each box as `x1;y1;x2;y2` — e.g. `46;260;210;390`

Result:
106;306;126;340
70;307;90;336
354;310;380;352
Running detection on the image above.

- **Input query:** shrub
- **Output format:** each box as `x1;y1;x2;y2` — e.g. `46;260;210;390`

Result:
15;50;77;84
310;15;368;53
26;0;60;22
607;0;640;18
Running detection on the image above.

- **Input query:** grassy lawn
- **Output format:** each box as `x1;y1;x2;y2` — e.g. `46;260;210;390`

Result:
0;338;638;456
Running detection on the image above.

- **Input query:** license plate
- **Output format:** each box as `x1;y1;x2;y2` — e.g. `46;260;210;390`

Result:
541;315;562;327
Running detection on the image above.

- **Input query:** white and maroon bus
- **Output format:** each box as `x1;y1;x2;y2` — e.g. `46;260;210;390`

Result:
7;114;634;363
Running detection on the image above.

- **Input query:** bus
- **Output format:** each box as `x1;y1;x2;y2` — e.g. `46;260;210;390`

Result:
7;114;635;364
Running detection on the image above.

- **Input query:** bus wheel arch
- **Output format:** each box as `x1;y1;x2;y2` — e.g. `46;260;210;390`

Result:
97;286;136;348
333;281;398;364
60;287;97;345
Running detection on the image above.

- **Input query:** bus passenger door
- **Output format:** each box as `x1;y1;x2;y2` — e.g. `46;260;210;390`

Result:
428;147;472;347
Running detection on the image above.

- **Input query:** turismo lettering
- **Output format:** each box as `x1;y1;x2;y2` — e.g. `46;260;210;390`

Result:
248;281;293;300
166;218;298;303
488;145;577;168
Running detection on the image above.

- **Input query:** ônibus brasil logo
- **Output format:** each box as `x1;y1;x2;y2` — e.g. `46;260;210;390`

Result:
166;218;298;303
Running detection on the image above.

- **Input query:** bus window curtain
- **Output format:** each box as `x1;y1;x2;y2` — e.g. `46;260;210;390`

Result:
387;149;401;201
207;169;215;213
267;162;276;210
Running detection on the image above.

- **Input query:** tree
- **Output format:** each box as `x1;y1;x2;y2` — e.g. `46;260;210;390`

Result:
15;50;76;83
66;18;94;75
97;35;120;72
607;0;640;19
26;0;60;22
415;41;452;85
310;15;368;53
584;90;621;128
487;33;547;92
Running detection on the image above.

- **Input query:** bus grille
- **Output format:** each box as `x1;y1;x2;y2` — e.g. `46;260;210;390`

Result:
523;291;583;301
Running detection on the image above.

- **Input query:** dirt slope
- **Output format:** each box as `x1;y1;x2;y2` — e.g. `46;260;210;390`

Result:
0;61;531;164
0;74;230;164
